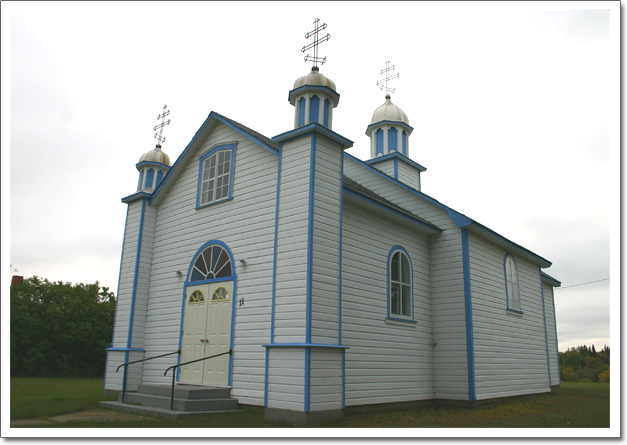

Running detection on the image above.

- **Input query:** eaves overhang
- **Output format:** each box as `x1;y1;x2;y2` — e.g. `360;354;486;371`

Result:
365;120;414;137
366;152;427;172
288;85;340;107
122;191;152;204
272;122;353;150
542;272;562;287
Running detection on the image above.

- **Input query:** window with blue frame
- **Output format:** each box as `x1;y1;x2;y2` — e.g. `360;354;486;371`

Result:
504;254;521;312
189;244;233;282
389;247;413;319
198;145;234;207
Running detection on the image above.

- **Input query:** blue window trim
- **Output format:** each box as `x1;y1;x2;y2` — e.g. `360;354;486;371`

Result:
387;246;415;323
298;97;306;127
195;143;236;209
376;129;384;156
402;130;407;156
137;170;144;191
388;127;398;153
324;99;330;127
504;253;523;313
177;240;237;385
310;95;319;124
156;170;163;187
145;168;155;189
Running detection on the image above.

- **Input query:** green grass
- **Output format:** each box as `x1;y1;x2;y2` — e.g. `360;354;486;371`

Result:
11;379;609;428
11;377;118;420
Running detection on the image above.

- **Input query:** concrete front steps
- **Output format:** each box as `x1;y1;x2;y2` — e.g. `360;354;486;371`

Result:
99;384;240;419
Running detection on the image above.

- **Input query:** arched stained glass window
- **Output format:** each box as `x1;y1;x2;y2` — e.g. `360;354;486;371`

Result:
504;254;521;311
189;290;205;303
212;287;230;301
389;248;412;318
376;129;384;156
298;97;306;127
190;245;233;282
388;127;398;153
310;95;320;123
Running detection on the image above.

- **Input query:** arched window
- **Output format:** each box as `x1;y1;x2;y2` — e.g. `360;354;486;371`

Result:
310;95;320;123
402;131;407;156
189;244;233;282
389;247;412;319
156;170;164;187
376;129;384;156
298;97;306;126
504;254;521;311
138;170;144;191
323;99;330;127
145;168;155;188
388;127;398;153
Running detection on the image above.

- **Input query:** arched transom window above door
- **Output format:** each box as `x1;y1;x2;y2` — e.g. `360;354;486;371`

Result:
189;244;233;282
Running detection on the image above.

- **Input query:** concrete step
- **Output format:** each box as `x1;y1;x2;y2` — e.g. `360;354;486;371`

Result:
121;392;239;412
99;401;239;419
136;384;231;400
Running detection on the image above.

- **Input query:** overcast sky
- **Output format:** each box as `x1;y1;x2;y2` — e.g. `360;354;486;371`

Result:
3;2;618;354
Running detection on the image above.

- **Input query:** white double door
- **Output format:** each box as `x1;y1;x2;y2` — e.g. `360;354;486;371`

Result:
179;282;233;386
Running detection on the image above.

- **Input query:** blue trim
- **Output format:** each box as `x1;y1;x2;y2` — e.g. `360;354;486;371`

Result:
343;189;441;234
541;273;562;287
310;95;319;124
506;308;525;315
504;254;522;312
386;316;418;324
388;127;398;153
177;240;237;384
195;144;236;209
262;343;349;349
393;158;398;180
306;134;316;343
145;168;155;189
135;160;170;170
156;170;163;187
402;130;407;156
121;191;152;204
288;85;340;107
346;152;552;267
264;348;269;407
461;228;476;401
304;347;311;412
270;144;282;344
540;269;552;386
376;129;383;156
127;198;147;350
324;99;330;127
387;246;414;322
272;122;353;150
342;350;346;409
366;152;427;172
298;97;305;127
366;120;414;136
105;347;145;352
138;170;144;191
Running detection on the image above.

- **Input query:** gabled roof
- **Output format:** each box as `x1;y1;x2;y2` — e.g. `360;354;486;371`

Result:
343;176;441;234
149;112;279;206
541;272;562;287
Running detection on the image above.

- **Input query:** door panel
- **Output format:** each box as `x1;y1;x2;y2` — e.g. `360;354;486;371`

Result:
203;282;233;386
179;284;209;384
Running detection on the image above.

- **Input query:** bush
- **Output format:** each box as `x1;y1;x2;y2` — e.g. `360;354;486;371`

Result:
598;369;610;383
579;378;593;383
10;276;116;377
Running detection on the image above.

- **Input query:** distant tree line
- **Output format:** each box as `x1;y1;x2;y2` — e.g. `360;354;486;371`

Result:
10;276;116;377
560;344;610;383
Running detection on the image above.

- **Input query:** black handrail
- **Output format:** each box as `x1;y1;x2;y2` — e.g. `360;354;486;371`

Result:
163;349;232;410
116;350;180;403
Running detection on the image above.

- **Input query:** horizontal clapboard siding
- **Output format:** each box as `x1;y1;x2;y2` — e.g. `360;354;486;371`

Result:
342;199;434;406
273;136;311;344
344;155;469;400
468;231;551;399
396;162;420;191
267;349;305;411
311;135;342;344
310;348;343;411
371;159;394;178
138;121;277;407
544;283;560;385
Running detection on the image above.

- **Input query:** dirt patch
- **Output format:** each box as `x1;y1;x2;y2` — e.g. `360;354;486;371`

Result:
11;409;156;427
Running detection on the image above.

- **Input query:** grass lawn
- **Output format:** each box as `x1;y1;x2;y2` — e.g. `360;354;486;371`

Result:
11;378;609;428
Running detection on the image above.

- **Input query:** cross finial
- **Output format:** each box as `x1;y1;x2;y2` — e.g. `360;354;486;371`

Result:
153;105;171;148
376;61;400;95
301;18;331;66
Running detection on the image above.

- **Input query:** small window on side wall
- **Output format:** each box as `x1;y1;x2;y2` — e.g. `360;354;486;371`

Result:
197;144;235;208
504;254;521;312
388;247;413;320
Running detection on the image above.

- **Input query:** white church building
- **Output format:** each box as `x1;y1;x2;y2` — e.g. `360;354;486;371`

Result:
103;64;562;424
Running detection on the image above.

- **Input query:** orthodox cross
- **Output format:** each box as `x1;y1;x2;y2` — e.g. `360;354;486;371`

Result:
153;104;171;148
376;61;400;94
301;18;331;66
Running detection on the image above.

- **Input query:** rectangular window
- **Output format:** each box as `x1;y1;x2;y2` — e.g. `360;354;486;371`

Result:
198;145;234;207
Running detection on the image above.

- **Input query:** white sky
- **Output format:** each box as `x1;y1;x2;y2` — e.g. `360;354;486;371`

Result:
3;2;618;355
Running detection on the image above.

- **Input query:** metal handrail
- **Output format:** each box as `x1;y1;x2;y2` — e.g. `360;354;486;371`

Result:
163;349;232;410
116;350;180;403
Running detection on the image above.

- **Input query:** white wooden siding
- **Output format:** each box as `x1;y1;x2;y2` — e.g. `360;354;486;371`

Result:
134;121;277;407
370;160;394;178
397;162;420;191
273;136;311;344
310;135;342;345
266;348;305;411
467;231;551;399
344;155;469;401
342;199;434;406
309;348;343;411
543;282;560;385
